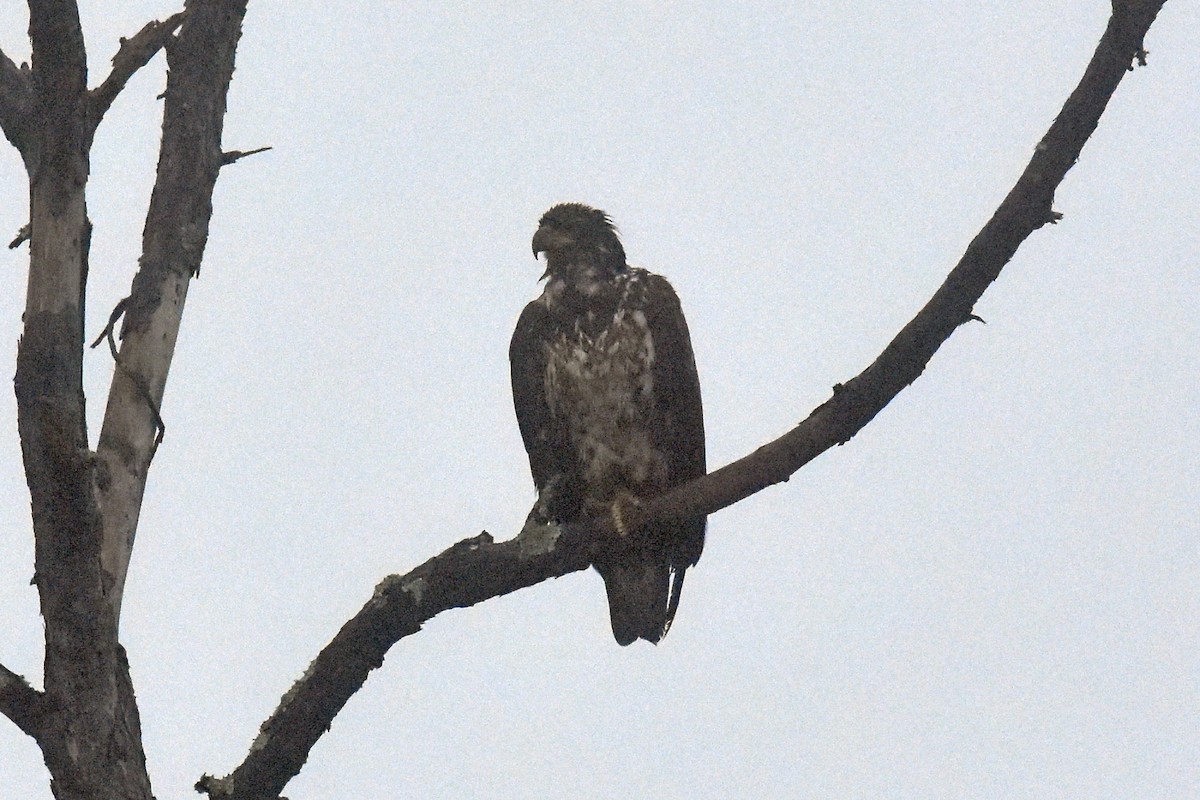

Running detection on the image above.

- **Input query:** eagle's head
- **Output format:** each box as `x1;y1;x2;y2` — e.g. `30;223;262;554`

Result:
532;203;627;279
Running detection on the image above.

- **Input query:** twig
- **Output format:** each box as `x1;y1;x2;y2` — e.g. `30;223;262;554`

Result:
221;145;272;166
90;298;166;447
91;297;128;355
8;223;30;249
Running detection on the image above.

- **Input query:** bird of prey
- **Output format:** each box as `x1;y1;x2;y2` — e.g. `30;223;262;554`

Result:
509;203;706;645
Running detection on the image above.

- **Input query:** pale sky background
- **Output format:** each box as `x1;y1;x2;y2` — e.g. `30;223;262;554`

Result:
2;3;1198;798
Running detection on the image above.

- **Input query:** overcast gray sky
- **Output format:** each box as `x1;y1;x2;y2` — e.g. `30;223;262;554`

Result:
2;2;1198;798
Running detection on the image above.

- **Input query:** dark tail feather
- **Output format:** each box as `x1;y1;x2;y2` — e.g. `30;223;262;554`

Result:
598;561;670;646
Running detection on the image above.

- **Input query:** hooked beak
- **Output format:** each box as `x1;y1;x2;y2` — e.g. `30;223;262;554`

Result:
531;223;574;260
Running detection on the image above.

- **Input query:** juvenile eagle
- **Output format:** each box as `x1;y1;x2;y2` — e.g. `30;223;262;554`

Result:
509;203;706;645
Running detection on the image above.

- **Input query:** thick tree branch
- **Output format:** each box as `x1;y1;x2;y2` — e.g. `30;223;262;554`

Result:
0;662;45;740
198;4;1167;799
94;0;248;622
87;10;187;143
0;47;33;158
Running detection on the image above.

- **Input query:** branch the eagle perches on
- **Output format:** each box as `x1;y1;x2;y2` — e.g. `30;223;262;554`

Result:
194;4;1166;799
0;3;1169;800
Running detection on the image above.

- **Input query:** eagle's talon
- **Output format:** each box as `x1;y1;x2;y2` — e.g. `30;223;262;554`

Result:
610;491;644;539
612;503;628;538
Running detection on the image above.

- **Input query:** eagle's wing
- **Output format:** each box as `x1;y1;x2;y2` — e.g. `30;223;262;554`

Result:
641;273;706;516
509;300;555;487
509;300;579;520
639;274;707;629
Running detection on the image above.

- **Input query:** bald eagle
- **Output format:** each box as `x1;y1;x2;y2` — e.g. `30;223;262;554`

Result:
510;203;706;645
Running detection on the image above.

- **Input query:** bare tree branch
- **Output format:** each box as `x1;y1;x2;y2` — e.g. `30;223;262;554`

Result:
0;662;45;740
197;3;1168;798
0;46;33;158
94;0;248;623
87;10;187;142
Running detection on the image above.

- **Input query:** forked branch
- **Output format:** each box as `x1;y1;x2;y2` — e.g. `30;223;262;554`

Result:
197;3;1167;799
88;10;188;141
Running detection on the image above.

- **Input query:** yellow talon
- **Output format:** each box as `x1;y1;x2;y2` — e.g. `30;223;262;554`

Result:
609;490;643;538
612;503;628;538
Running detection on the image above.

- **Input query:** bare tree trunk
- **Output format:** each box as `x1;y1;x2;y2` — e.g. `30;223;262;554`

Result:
1;0;247;796
15;2;151;797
